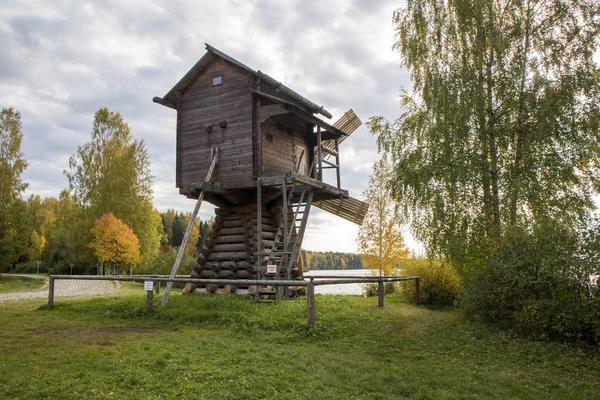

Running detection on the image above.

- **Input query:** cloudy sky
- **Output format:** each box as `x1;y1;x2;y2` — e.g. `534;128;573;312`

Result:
0;0;416;253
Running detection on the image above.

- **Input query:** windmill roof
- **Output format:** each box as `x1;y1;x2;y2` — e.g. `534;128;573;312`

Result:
153;43;332;119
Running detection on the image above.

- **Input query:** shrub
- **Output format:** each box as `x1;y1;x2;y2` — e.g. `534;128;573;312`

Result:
137;247;196;276
459;221;600;345
400;259;460;306
13;261;48;274
363;281;398;297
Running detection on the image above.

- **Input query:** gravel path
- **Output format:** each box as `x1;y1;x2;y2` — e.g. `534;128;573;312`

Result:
0;277;120;303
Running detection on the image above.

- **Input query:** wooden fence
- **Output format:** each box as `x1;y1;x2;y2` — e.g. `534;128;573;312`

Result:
47;275;421;327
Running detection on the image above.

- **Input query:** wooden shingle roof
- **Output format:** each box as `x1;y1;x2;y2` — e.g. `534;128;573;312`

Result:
153;43;332;119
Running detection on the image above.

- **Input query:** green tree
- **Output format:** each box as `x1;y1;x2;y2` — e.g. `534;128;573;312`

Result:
66;108;161;262
161;209;176;245
197;218;213;252
171;213;185;247
179;213;200;255
357;158;409;275
42;190;92;273
0;108;28;270
369;0;600;264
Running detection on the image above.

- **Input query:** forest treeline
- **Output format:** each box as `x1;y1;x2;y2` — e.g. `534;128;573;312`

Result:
1;192;363;274
301;250;364;270
0;107;220;275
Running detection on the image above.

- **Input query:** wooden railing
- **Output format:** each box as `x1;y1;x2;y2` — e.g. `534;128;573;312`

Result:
47;275;420;327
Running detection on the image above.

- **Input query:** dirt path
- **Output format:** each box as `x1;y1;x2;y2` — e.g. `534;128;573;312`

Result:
5;274;48;280
0;278;120;303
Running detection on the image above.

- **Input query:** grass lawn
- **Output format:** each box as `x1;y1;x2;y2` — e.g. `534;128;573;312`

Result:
0;275;46;293
0;292;598;399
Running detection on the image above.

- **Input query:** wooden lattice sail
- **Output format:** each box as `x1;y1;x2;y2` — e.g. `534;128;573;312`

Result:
313;196;368;225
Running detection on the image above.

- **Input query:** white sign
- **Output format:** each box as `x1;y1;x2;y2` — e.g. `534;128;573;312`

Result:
144;281;154;291
267;264;277;275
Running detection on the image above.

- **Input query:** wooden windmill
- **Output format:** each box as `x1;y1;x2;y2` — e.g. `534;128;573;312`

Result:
154;44;367;300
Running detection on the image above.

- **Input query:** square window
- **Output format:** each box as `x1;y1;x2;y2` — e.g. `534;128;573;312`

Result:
212;76;223;86
266;133;274;143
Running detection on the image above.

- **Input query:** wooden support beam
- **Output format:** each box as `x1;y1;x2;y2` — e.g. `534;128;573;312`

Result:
283;178;289;262
321;145;339;157
161;149;218;306
146;288;154;312
256;176;262;292
307;278;315;327
335;137;341;190
257;103;290;122
378;280;384;308
317;125;323;181
48;276;55;309
321;158;338;168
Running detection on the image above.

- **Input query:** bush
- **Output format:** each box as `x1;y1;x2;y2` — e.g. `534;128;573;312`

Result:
12;261;48;274
363;281;398;297
400;259;460;306
137;247;197;276
47;260;93;275
459;221;600;345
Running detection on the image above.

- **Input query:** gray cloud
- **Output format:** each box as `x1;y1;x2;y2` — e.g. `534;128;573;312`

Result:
1;0;413;252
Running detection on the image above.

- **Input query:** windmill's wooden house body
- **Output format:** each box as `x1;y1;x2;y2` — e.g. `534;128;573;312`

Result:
154;44;366;299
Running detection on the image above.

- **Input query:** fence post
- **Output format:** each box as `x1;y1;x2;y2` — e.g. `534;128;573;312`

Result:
307;278;315;327
154;281;160;294
146;288;154;312
415;278;421;305
48;276;55;309
378;279;384;308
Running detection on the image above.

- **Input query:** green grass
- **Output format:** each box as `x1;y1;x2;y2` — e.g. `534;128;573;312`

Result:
0;275;46;293
0;293;598;399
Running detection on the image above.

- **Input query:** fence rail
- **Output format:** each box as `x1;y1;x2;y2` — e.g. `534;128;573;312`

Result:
47;275;421;327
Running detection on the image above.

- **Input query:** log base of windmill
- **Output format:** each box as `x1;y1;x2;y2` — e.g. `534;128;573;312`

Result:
182;203;304;297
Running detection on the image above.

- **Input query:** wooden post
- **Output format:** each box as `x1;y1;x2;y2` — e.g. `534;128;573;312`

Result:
307;278;315;327
154;281;160;294
415;278;421;305
161;149;218;306
378;279;384;308
146;289;154;312
256;177;262;302
283;179;288;262
48;276;55;308
317;126;323;181
335;137;340;189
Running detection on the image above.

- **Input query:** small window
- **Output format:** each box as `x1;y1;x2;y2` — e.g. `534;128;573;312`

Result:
266;133;274;143
212;76;223;86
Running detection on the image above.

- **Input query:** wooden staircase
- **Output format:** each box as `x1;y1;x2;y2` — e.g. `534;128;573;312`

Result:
256;184;314;301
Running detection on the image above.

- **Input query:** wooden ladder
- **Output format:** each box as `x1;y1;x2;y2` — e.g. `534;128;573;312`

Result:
256;182;313;302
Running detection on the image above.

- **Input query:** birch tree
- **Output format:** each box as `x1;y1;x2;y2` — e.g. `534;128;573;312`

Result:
66;108;161;262
0;108;28;269
357;158;409;275
369;0;600;265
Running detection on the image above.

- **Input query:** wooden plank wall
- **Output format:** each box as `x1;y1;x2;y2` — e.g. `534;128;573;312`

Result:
178;58;254;189
261;119;308;177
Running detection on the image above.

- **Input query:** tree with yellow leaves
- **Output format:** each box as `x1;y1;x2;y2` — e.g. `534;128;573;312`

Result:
89;212;141;275
357;158;409;275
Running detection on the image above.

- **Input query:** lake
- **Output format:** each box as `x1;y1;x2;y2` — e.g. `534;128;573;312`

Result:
303;269;381;295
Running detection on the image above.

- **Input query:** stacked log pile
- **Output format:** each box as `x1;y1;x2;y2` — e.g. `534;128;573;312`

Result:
184;203;303;296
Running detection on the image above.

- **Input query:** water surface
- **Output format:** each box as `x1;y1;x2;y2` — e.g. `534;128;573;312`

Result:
304;269;380;295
